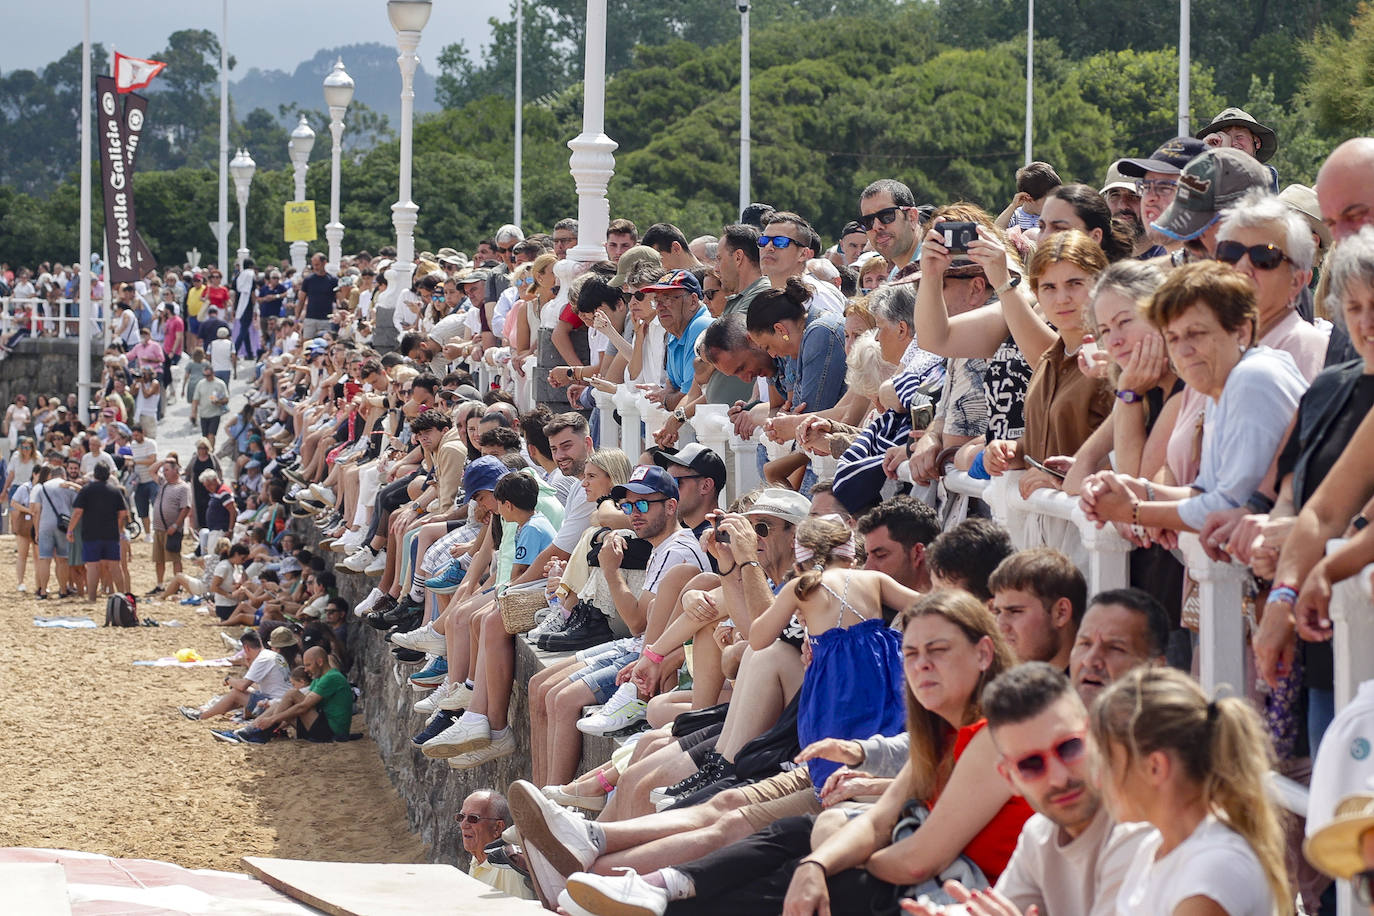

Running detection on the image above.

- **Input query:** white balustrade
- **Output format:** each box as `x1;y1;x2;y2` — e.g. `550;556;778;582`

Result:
593;388;619;450
1176;533;1248;698
612;385;642;457
728;432;763;502
0;298;92;339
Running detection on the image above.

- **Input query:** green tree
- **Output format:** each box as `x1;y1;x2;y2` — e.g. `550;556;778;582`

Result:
0;43;110;195
139;29;231;172
1302;1;1374;136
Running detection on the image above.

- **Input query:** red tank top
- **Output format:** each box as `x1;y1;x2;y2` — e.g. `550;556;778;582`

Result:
931;718;1034;881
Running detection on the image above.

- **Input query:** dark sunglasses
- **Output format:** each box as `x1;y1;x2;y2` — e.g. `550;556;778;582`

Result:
752;520;781;538
497;246;514;254
1214;241;1292;271
703;288;724;300
857;206;903;231
1007;734;1087;780
757;235;800;250
1354;869;1374;905
455;813;502;825
619;290;651;304
619;497;667;515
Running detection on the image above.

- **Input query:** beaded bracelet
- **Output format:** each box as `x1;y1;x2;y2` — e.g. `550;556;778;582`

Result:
1268;585;1299;607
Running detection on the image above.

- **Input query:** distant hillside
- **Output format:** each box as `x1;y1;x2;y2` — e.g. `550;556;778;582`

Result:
232;43;439;125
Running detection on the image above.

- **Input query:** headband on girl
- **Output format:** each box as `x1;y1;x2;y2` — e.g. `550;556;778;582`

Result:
794;515;857;569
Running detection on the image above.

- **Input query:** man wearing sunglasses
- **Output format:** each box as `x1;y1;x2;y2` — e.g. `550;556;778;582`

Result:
759;211;846;315
904;663;1156;916
601;466;711;637
461;789;536;900
858;179;923;277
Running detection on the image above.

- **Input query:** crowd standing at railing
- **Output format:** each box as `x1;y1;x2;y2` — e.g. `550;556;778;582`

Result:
11;106;1374;915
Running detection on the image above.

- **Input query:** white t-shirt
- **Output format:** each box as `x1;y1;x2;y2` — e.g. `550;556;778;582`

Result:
209;338;233;372
996;806;1154;916
356;288;373;322
428;311;468;346
645;527;710;594
212;558;239;607
235;268;256;320
551;482;596;554
129;438;158;483
1115;815;1275;916
80;449;117;479
244;647;291;699
632;320;669;388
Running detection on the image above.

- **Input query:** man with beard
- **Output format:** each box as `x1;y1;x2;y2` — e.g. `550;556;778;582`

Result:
1101;162;1148;256
1115;136;1206;260
508;412;597;587
858;179;924;280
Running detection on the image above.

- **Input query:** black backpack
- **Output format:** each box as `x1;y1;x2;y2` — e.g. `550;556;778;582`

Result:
105;592;138;627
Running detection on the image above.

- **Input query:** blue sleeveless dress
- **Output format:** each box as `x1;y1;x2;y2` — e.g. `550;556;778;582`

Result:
796;575;907;793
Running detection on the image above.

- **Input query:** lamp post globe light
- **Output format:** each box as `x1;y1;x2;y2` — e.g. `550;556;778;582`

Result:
287;115;315;274
323;57;354;275
229;147;256;265
386;0;432;308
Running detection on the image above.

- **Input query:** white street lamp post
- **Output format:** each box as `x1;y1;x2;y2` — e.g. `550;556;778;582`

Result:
287;115;315;275
216;0;230;272
515;0;524;228
387;0;432;304
323;57;354;275
565;0;617;267
229;147;256;265
738;1;750;216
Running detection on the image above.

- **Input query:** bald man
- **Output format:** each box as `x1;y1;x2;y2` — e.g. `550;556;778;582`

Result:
1316;138;1374;242
214;646;357;744
1314;138;1371;365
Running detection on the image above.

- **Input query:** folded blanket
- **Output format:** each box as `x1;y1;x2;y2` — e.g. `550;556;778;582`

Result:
33;616;97;629
133;656;234;667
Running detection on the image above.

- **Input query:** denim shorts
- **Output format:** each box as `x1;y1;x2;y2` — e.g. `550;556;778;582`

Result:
571;636;642;704
36;526;65;559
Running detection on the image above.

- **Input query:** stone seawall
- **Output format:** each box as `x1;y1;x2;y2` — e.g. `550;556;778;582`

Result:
0;337;103;409
319;529;617;866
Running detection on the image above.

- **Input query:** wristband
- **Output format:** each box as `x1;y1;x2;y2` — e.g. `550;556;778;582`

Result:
738;560;761;573
969;450;990;480
1143;480;1156;502
1115;389;1144;404
642;647;665;665
1268;586;1299;607
797;859;827;875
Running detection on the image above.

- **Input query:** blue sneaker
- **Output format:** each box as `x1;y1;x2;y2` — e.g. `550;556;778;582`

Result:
423;563;466;594
236;726;271;744
210;729;242;744
409;656;449;687
411;709;458;746
180;595;204;606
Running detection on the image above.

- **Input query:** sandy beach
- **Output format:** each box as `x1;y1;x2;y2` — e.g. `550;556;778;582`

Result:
0;533;426;871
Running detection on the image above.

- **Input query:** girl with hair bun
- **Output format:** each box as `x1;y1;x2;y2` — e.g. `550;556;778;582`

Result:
749;514;922;791
745;275;849;414
1091;666;1291;915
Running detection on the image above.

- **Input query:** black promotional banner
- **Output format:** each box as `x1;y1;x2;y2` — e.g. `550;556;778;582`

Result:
97;75;155;285
120;90;156;277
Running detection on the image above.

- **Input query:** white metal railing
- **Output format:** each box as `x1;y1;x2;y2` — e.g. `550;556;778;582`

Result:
0;296;92;339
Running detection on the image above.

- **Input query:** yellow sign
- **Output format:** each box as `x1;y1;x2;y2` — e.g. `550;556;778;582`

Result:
284;201;318;242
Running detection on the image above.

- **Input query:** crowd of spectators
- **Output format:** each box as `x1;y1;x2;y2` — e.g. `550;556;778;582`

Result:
12;104;1374;915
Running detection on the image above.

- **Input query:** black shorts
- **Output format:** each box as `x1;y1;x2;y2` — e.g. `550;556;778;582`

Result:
682;723;725;765
214;603;234;621
299;712;337;743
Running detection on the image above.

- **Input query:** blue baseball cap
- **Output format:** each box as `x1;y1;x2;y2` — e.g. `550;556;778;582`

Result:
463;455;509;496
610;464;680;502
642;268;703;298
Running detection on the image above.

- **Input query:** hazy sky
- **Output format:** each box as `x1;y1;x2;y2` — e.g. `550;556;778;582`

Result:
4;0;496;75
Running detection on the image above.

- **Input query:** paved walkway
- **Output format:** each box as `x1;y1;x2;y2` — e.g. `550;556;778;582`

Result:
151;359;255;473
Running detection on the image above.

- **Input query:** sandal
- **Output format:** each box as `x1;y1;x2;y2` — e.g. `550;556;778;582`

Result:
35;590;48;600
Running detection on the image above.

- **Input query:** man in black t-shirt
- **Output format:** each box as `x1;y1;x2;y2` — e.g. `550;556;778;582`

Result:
67;463;129;602
299;253;338;340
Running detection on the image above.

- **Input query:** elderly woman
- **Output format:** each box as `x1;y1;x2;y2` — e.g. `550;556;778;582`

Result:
1080;260;1308;536
1231;228;1374;751
1215;189;1328;382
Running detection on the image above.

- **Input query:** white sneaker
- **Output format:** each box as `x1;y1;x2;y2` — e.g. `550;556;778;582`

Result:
557;890;596;916
577;682;647;736
420;716;490;758
567;869;668;916
144;532;154;543
391;623;448;655
527;607;570;640
447;730;516;769
220;632;242;652
355;587;385;617
337;546;375;572
333;530;364;553
364;548;388;575
308;484;336;506
508;780;597;877
413;681;458;714
435;681;474;711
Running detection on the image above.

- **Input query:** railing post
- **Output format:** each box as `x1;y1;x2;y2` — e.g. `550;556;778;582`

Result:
612;386;641;458
636;394;668;461
518;355;538;412
1074;513;1132;595
728;432;762;502
1327;539;1374;710
1178;533;1248;697
592;388;619;451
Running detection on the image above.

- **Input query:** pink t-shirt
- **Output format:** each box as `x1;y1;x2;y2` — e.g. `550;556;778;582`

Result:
1259;309;1328;383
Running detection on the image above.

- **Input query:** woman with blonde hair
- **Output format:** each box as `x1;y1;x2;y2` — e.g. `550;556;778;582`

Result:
1091;666;1291;914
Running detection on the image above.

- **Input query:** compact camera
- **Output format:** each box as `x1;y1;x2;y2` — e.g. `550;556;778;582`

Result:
939;221;978;253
